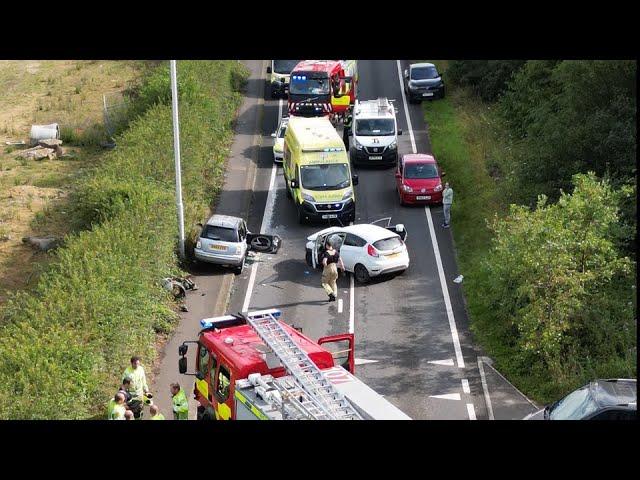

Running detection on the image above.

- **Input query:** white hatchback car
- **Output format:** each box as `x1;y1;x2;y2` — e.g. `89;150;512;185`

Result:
305;221;409;283
271;116;289;163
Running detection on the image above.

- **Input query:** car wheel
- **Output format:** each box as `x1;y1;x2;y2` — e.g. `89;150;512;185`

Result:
297;207;306;225
305;249;313;267
354;264;370;284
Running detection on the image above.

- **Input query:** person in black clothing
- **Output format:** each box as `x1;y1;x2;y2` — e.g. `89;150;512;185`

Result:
321;241;345;302
342;112;352;150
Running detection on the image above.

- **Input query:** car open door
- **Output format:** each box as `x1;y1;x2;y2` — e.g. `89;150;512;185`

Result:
370;217;408;242
318;333;355;374
246;233;281;253
312;232;328;269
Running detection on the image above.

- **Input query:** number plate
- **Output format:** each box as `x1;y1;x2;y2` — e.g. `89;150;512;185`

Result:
416;195;431;200
210;244;227;251
322;214;338;219
369;155;383;160
423;92;434;97
386;252;401;259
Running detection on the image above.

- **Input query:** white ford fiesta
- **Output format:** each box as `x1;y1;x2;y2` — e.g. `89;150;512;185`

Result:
305;221;409;283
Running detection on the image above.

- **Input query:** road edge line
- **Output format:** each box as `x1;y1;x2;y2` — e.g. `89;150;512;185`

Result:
480;356;540;410
477;356;495;420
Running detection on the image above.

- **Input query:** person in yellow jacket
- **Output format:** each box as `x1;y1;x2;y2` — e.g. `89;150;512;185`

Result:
122;356;149;399
170;382;189;420
149;404;165;420
109;393;127;420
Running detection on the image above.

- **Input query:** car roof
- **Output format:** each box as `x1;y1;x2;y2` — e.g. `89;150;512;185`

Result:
411;62;436;69
589;379;637;409
293;60;341;73
205;214;243;229
342;224;399;242
403;154;436;164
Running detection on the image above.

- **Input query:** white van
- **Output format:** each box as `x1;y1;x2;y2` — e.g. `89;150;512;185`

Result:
349;98;402;167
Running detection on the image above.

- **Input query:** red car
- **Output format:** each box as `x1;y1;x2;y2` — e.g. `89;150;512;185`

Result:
395;154;445;205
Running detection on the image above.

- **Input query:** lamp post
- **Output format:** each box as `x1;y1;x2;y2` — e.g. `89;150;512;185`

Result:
170;60;185;260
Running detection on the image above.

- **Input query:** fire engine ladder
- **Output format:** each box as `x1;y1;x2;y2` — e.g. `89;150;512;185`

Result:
242;309;363;420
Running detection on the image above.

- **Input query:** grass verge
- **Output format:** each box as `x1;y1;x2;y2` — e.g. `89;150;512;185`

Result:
0;61;248;419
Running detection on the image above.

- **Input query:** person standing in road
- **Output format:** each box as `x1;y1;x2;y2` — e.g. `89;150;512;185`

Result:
442;182;453;228
170;382;189;420
149;404;165;420
343;112;352;150
321;241;344;302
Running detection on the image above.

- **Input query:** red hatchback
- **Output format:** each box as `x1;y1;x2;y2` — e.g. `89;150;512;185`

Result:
395;154;444;205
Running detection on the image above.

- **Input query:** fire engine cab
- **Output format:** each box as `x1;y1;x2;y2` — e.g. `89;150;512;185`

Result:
288;60;355;121
178;308;410;420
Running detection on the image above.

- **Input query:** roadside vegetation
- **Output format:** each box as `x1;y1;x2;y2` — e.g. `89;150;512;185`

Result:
424;60;636;403
0;61;248;419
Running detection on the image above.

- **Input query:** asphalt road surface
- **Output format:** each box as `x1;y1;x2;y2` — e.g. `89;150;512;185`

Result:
228;60;492;419
154;60;540;421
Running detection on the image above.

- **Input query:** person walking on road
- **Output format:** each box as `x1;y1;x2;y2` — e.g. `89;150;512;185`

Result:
442;182;453;228
170;382;189;420
321;241;344;302
149;404;165;420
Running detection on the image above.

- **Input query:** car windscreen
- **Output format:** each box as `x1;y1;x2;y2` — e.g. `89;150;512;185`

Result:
404;163;439;179
301;164;350;191
202;225;238;242
290;73;330;95
355;118;395;136
373;236;403;251
548;387;599;420
273;60;300;75
411;66;439;80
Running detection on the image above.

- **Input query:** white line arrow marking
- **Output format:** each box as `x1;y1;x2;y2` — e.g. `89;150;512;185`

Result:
354;358;379;366
428;359;455;366
429;393;461;401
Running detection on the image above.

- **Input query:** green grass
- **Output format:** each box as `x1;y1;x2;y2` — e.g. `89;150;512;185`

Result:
0;61;249;419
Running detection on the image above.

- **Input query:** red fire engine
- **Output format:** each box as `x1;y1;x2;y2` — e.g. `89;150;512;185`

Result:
288;60;356;121
177;308;410;420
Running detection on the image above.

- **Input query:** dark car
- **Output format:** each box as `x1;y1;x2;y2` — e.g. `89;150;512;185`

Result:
524;379;637;420
403;63;445;104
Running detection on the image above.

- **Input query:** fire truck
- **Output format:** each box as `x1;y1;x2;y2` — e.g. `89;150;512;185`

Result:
177;308;410;420
288;60;356;121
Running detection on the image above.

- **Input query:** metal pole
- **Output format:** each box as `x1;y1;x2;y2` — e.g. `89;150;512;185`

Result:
170;60;186;260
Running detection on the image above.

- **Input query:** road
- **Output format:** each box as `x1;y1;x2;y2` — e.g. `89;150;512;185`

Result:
153;60;540;420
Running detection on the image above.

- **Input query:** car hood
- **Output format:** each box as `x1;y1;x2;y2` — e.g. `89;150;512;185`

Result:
357;135;396;148
410;77;442;87
403;177;442;189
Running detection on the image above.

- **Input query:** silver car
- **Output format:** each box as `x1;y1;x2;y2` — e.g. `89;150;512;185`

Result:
194;214;281;274
194;215;249;273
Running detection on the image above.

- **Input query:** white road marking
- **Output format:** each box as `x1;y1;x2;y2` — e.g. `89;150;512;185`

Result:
424;206;465;369
349;273;355;334
355;358;379;366
477;357;495;420
430;393;461;401
338;298;343;313
466;403;477;420
462;378;470;394
395;60;417;154
428;359;455;366
241;98;282;313
396;59;466;369
480;356;539;410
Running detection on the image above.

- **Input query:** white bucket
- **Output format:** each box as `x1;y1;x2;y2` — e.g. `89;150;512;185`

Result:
30;123;60;143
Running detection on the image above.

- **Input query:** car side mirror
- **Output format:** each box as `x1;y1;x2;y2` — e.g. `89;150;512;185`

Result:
395;172;401;178
178;357;188;375
404;69;408;78
195;371;205;381
266;66;272;74
178;344;188;356
271;132;276;138
397;129;403;135
352;175;359;186
290;179;299;189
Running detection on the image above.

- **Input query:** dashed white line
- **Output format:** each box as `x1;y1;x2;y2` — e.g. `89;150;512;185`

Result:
241;98;282;313
462;378;470;394
477;357;495;420
349;273;355;334
338;298;343;313
466;403;477;420
430;393;461;401
428;359;455;366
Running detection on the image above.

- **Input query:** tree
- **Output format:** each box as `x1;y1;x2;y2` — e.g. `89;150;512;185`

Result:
446;60;527;102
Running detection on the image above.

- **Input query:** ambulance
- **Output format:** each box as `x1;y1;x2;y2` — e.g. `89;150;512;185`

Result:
266;60;300;98
282;116;358;224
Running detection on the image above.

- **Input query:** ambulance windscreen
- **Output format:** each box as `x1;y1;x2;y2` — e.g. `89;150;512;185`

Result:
301;164;350;191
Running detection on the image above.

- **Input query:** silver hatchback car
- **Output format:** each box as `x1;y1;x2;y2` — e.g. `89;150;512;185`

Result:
194;215;249;273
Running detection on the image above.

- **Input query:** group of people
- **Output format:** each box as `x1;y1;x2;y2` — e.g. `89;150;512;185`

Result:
106;356;190;420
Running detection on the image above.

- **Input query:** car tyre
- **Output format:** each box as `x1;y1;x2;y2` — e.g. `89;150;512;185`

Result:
354;264;370;284
297;207;306;225
305;249;313;267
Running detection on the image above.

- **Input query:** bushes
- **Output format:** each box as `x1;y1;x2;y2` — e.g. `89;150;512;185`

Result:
0;61;248;418
446;60;527;102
